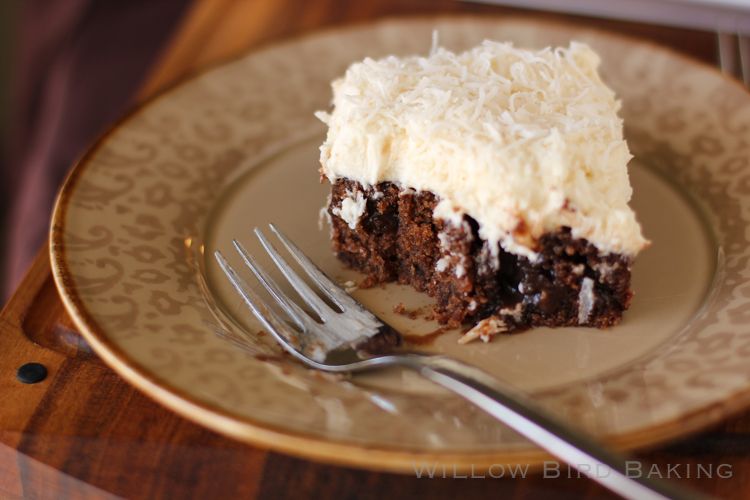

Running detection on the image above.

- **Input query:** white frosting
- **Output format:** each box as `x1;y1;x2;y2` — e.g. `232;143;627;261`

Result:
578;277;595;324
316;40;648;258
435;257;449;272
331;189;366;229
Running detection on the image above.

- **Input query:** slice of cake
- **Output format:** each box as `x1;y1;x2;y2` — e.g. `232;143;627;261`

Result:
315;40;648;343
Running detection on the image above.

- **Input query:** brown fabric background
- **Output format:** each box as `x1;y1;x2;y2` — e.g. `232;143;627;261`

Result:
2;0;192;300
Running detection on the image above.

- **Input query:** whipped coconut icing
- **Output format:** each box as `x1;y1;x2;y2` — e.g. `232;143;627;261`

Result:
316;40;648;260
331;189;366;229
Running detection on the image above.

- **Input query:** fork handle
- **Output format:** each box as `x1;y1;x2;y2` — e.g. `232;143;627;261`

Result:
403;355;701;500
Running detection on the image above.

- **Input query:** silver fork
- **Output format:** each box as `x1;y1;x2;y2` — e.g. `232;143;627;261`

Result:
718;32;750;87
215;224;699;500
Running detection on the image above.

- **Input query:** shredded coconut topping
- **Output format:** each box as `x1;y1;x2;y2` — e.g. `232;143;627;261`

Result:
317;40;648;258
459;316;508;344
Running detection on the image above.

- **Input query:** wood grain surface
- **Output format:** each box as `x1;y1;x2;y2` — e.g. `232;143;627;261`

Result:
1;0;745;498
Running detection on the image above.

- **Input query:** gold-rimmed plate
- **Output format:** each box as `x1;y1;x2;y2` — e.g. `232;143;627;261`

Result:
50;16;750;472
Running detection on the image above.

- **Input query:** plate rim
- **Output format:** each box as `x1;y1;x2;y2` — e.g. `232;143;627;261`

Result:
49;13;750;473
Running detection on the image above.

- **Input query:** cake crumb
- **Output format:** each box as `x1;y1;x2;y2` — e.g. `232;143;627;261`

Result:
358;276;379;289
342;280;358;293
458;316;508;344
392;303;422;320
422;308;437;321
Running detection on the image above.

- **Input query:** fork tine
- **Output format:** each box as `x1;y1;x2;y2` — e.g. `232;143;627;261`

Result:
232;240;349;362
718;32;738;77
739;35;750;87
254;227;335;320
267;223;365;312
232;239;308;331
214;250;324;363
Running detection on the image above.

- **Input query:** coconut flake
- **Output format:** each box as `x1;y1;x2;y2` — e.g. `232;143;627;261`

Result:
459;316;508;344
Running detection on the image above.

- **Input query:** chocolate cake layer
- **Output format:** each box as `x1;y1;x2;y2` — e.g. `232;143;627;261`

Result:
328;179;633;335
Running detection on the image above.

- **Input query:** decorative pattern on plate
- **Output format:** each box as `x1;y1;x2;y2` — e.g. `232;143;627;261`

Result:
51;17;750;470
